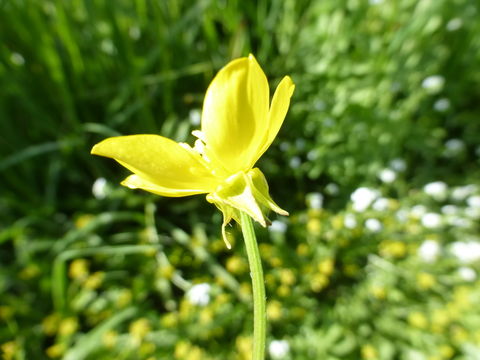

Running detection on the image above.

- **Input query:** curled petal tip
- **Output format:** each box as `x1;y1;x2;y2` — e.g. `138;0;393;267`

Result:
221;221;233;249
278;209;289;216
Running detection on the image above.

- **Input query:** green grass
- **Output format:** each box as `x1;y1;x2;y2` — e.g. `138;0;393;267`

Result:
1;0;480;359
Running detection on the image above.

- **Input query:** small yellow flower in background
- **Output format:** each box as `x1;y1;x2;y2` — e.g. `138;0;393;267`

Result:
129;318;151;343
83;271;104;289
361;344;378;359
431;308;450;330
307;218;321;235
439;345;454;358
174;341;205;360
19;264;40;280
42;313;60;335
226;255;248;274
279;268;296;286
408;311;428;329
317;258;334;276
174;341;190;359
115;289;133;308
451;325;469;344
370;285;386;300
235;336;253;360
91;55;294;247
157;263;175;279
417;272;436;290
69;259;89;280
74;214;95;229
277;285;291;297
1;341;17;360
0;306;13;320
58;317;78;336
102;330;118;348
267;300;283;321
160;312;179;328
140;342;156;356
46;343;66;358
310;273;329;292
296;243;309;256
379;240;407;258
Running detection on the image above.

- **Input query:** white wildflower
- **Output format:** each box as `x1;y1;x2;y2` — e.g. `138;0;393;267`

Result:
378;168;396;183
396;208;409;223
441;205;458;216
295;139;306;150
421;213;442;228
422;75;445;93
467;195;480;208
372;197;390;212
351;187;380;212
325;183;339;196
189;109;201;126
447;216;470;228
306;149;318;161
344;213;357;229
446;18;463;31
128;26;141;40
411;205;427;218
92;177;108;199
289;156;301;169
100;39;116;55
365;218;382;232
450;242;480;263
434;98;450;112
10;52;25;66
390;158;406;172
279;142;290;152
458;267;476;282
418;240;440;263
270;220;287;234
444;139;465;157
451;185;477;201
186;283;211;306
465;206;480;219
423;181;447;201
269;340;290;359
306;192;323;209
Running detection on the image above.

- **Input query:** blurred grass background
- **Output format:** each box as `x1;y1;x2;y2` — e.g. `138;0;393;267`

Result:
1;0;480;359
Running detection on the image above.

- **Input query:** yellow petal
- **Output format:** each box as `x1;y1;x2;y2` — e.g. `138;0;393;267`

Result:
201;54;269;174
121;174;209;197
255;76;295;162
91;135;219;196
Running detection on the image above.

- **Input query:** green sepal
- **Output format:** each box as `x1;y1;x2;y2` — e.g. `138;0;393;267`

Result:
206;168;288;247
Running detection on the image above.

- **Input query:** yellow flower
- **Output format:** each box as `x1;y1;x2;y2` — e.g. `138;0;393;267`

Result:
408;311;428;329
91;55;294;247
361;344;378;359
1;341;17;360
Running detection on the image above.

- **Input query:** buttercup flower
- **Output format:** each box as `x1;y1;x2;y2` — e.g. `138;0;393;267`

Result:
91;54;295;247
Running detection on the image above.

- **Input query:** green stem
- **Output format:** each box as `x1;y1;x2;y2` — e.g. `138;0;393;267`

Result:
240;211;266;360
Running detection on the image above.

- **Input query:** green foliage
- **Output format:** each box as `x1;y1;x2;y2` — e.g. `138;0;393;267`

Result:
1;0;479;359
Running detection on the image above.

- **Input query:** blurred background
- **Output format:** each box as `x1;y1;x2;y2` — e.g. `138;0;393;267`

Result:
1;0;480;359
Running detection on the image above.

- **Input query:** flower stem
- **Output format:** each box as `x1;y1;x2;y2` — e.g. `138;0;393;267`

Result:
240;211;266;360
